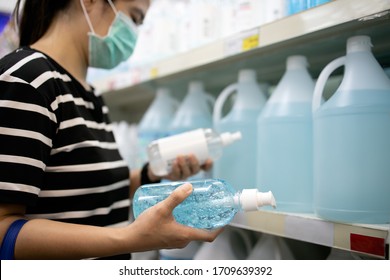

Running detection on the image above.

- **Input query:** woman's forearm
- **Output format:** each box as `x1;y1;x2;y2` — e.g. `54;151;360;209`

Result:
2;183;221;260
14;218;129;259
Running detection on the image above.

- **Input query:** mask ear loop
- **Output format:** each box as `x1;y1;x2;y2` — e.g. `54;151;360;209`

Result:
107;0;119;14
80;0;96;34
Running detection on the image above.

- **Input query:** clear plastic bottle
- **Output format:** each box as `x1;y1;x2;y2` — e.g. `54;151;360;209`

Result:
148;128;242;176
132;179;276;229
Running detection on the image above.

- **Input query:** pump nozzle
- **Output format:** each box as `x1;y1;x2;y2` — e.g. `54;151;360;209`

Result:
239;189;276;211
220;131;242;146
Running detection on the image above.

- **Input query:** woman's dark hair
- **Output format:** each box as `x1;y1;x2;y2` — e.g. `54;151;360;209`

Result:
13;0;71;47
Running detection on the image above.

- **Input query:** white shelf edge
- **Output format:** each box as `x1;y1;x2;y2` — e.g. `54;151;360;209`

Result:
231;211;390;259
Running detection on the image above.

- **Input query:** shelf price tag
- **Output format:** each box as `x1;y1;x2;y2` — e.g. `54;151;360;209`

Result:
224;27;260;57
150;67;159;79
350;233;386;258
242;33;259;52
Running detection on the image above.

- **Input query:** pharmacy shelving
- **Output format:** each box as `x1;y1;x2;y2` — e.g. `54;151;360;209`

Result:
231;211;389;260
98;0;390;259
100;0;390;122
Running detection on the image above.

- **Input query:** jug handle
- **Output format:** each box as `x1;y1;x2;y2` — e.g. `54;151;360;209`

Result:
312;56;346;112
213;83;238;124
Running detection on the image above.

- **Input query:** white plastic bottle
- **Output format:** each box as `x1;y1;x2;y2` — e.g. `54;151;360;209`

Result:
148;128;242;176
133;179;276;229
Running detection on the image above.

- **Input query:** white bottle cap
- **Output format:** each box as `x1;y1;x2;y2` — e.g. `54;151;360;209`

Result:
240;189;276;211
347;35;372;53
189;81;204;93
220;131;242;146
238;69;257;83
286;55;308;70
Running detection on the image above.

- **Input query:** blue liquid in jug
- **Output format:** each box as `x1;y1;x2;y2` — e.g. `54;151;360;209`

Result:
314;90;390;224
133;180;238;229
138;130;170;166
214;110;260;191
258;102;313;213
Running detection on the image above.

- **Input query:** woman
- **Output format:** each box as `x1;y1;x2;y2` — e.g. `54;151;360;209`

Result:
0;0;221;259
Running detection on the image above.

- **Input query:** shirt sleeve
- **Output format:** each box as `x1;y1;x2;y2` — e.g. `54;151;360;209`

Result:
0;73;57;206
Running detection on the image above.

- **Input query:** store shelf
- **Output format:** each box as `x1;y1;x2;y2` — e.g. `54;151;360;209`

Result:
100;0;390;123
231;211;389;259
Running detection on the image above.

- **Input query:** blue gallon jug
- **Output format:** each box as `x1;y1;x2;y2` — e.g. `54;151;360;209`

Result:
137;87;179;167
313;35;390;224
213;69;267;190
170;81;215;134
257;55;315;213
169;81;215;180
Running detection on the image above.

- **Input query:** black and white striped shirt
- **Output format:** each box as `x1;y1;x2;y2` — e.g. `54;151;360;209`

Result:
0;48;131;258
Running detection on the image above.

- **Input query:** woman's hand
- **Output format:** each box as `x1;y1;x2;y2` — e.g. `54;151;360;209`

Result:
148;154;213;182
125;183;223;252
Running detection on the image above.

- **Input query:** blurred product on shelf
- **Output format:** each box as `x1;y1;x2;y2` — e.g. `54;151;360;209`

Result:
286;0;331;15
213;69;267;191
86;0;292;87
0;18;18;58
313;35;390;224
257;55;315;213
159;241;201;260
194;227;256;260
111;121;139;169
137;87;179;168
246;233;295;260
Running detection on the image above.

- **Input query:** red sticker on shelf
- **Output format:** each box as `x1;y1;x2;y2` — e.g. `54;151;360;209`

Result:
350;233;386;257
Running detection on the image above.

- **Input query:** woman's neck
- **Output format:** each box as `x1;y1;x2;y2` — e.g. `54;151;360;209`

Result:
30;10;91;91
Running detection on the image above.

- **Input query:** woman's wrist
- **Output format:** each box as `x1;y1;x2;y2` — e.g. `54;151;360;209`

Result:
140;163;161;185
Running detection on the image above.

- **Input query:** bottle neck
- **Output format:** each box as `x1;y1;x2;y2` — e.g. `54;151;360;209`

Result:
232;83;267;110
338;51;390;92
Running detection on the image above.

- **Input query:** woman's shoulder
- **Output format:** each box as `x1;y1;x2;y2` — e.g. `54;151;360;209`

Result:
0;47;73;92
1;47;56;76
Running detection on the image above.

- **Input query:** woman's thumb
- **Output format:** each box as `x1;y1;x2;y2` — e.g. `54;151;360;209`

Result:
164;183;193;212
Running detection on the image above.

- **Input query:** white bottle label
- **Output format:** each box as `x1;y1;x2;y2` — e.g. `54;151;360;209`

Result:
158;129;209;168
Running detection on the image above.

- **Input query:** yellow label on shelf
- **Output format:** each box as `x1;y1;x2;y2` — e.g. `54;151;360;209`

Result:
242;34;259;51
224;27;260;57
150;67;159;79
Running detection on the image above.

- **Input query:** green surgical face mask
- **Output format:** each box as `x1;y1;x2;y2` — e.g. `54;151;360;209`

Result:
81;0;138;69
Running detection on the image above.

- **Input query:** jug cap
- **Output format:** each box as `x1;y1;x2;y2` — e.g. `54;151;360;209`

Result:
156;87;171;96
189;81;204;93
238;69;257;83
286;55;308;70
347;35;372;53
220;131;242;146
239;189;276;211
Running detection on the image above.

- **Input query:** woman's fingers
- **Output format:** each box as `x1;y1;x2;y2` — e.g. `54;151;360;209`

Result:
162;183;193;212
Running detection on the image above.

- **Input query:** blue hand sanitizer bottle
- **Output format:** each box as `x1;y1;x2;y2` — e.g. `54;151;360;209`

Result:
133;179;276;230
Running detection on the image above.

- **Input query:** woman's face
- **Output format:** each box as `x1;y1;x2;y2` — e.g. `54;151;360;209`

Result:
88;0;150;36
